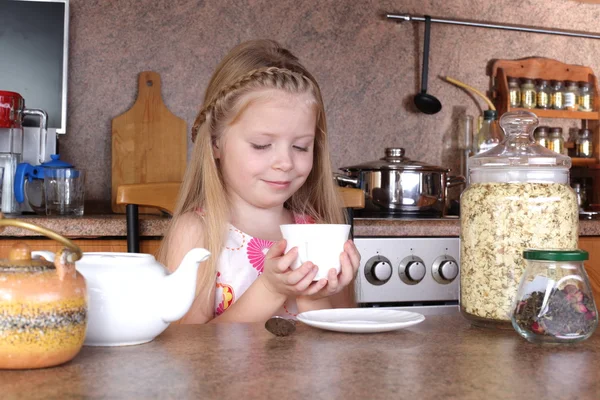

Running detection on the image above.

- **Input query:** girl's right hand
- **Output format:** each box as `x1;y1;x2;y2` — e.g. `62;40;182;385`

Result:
259;240;323;297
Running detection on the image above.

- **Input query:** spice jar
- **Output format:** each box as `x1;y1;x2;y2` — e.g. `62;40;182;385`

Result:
548;127;565;155
564;80;580;111
460;111;578;329
520;78;537;109
534;126;550;148
507;77;521;108
579;81;594;112
511;249;597;343
551;80;565;110
535;79;551;109
576;128;593;158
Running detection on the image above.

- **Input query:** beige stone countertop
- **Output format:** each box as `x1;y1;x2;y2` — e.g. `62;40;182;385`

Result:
1;214;600;238
2;315;599;399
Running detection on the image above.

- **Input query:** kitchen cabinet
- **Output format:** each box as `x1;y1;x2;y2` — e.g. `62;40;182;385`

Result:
492;57;600;167
578;236;600;303
0;238;161;256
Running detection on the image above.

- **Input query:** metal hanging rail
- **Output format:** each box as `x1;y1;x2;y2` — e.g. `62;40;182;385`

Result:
386;13;600;40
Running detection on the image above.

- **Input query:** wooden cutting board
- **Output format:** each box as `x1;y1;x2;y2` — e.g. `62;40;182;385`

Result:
111;71;187;213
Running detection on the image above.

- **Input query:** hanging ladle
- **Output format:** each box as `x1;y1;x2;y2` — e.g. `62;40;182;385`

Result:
414;16;442;114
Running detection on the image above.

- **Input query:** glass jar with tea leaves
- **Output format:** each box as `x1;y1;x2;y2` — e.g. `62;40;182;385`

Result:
460;111;578;329
511;249;598;343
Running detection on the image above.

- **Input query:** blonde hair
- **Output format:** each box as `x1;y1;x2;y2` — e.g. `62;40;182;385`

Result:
158;39;345;297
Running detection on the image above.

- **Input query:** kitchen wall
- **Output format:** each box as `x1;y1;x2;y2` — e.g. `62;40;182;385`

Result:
62;0;600;208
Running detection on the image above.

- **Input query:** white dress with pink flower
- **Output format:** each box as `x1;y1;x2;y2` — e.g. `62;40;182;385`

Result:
213;214;313;318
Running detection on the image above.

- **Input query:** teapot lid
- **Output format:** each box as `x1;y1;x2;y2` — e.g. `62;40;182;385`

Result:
40;154;74;169
0;243;54;271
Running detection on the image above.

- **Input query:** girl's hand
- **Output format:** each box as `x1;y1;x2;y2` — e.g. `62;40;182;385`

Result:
259;240;321;298
300;240;361;299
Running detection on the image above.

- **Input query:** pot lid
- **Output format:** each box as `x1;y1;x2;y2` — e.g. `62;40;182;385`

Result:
340;148;450;172
0;243;54;270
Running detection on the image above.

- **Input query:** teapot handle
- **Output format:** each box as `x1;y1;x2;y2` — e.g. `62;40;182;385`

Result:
0;218;82;262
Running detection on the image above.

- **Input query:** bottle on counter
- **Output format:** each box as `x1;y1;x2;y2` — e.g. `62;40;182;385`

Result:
564;80;580;111
460;111;578;329
579;81;594;112
520;78;537;109
548;127;565;155
511;249;597;344
535;79;551;109
473;110;504;155
508;77;521;108
551;80;566;110
576;128;593;158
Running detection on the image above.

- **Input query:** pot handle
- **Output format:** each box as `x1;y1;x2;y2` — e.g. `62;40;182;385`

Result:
0;217;82;262
334;173;359;187
447;175;467;188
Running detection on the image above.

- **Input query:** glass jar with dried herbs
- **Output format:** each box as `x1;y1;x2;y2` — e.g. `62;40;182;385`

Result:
507;77;521;108
460;111;578;329
564;80;580;111
535;79;551;109
579;81;594;112
511;249;597;343
551;80;565;110
520;78;537;109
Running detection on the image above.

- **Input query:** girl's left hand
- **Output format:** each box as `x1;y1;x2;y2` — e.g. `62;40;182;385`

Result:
300;240;361;298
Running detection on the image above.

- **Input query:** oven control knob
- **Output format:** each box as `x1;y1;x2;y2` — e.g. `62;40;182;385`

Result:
432;256;459;284
398;256;426;285
439;260;458;281
364;256;393;286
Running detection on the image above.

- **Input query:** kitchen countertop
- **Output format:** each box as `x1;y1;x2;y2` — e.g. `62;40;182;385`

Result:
1;214;600;238
1;314;599;399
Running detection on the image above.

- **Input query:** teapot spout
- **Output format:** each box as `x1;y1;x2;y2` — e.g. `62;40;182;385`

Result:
160;248;210;323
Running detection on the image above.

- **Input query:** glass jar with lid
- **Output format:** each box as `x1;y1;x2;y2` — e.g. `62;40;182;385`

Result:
564;80;580;111
535;79;551;109
578;81;594;112
533;126;549;148
551;80;565;110
548;127;565;155
460;111;578;329
507;77;521;108
576;128;593;158
473;110;504;155
520;78;537;109
511;249;597;343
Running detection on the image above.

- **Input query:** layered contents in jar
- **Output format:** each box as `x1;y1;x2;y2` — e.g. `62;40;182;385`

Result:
460;182;578;322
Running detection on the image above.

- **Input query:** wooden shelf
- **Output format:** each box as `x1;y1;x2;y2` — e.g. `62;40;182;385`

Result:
572;157;598;167
509;108;599;120
491;57;600;170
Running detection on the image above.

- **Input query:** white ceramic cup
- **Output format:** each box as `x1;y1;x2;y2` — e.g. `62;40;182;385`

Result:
280;224;351;281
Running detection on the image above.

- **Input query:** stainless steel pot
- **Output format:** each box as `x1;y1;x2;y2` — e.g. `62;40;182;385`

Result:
337;148;466;216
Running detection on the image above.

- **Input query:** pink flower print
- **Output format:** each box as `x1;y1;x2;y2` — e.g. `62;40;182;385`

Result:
247;238;273;274
216;301;225;316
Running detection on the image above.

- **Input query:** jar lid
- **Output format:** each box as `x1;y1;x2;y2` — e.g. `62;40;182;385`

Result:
523;249;589;261
469;111;571;184
522;78;534;84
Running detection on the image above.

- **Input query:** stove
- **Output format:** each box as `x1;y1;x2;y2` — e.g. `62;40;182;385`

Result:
354;236;460;315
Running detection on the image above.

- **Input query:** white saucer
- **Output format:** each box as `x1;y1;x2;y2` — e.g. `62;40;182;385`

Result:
297;308;425;333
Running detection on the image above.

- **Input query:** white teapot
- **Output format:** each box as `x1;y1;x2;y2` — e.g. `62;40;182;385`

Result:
35;248;210;346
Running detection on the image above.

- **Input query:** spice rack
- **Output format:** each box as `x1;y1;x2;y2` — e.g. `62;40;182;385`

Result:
492;57;600;167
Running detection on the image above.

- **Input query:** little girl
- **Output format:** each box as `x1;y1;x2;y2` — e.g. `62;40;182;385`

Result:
158;39;361;324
